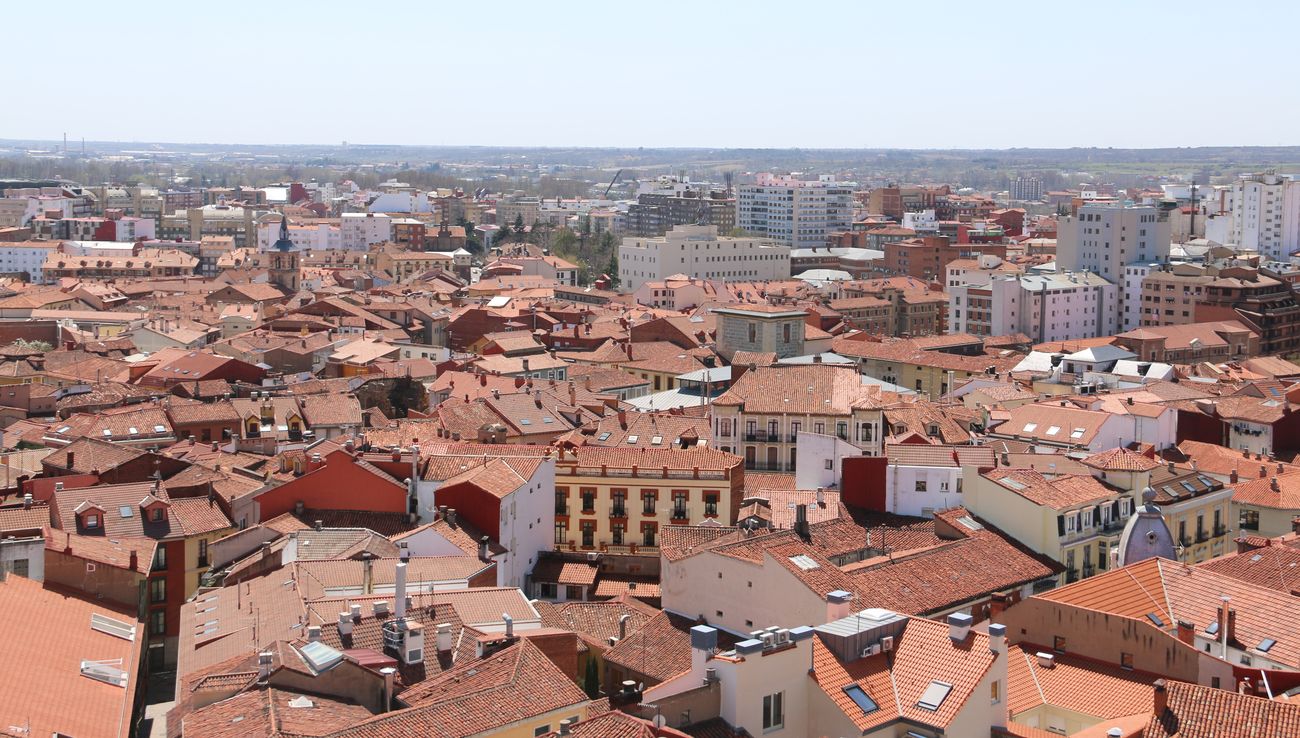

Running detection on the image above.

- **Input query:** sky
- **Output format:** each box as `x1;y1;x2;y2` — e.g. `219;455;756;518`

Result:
5;0;1297;149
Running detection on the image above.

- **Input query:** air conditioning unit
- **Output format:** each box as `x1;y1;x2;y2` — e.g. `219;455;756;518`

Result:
881;636;895;652
774;628;790;644
761;633;776;648
861;643;881;658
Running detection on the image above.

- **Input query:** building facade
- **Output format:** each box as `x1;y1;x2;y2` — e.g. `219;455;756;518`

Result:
736;174;853;248
619;224;790;291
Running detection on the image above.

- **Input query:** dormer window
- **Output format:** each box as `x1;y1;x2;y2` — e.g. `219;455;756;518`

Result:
85;514;100;529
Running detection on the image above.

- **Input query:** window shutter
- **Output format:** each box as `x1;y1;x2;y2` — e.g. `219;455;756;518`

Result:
1057;515;1065;536
1093;507;1101;526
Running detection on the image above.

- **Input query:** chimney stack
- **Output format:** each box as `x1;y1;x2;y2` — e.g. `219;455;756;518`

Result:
479;535;491;561
394;562;408;619
618;613;632;642
1176;620;1195;645
307;625;322;643
258;651;274;683
380;666;397;712
826;590;852;622
690;625;718;674
1153;679;1168;716
948;612;973;642
338;611;353;636
988;623;1006;654
436;623;453;652
503;612;514;638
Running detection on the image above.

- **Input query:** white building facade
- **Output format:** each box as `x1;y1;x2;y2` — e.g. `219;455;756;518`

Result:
619;224;791;291
1229;171;1300;260
341;213;393;250
1055;204;1169;331
736;174;853;248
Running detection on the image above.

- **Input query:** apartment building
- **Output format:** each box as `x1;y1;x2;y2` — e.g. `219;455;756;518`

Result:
618;224;790;290
341;212;393;249
949;268;1116;342
712;364;885;470
626;191;735;237
0;240;60;281
255;217;341;251
1229;171;1300;260
1057;204;1170;329
882;236;1007;281
31;212;155;242
1010;175;1044;201
1138;263;1214;326
157;204;263;247
552;446;744;553
736;174;853;248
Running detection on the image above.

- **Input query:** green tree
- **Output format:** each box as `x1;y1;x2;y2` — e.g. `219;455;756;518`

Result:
513;213;525;235
582;658;600;698
605;250;620;288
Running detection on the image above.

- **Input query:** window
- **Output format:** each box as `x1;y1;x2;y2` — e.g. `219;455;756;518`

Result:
762;691;784;730
554;521;567;544
197;539;208;568
642;523;656;547
783;323;791;343
150;610;166;636
642;490;657;515
611;490;626;518
580;522;594;548
534;726;550;737
9;558;28;578
611;523;624;546
704;492;719;517
915;480;927;492
151;508;164;522
991;679;1001;704
1121;652;1134;670
84;514;100;530
555;491;567;515
150;578;167;604
581;489;596;513
748;324;756;342
1240;509;1260;531
1053;636;1066;654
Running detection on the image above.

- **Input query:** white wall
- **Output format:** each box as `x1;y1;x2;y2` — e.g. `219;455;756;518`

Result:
886;463;963;517
794;432;860;490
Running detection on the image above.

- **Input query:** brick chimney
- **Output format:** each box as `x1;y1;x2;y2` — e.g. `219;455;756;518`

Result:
1153;679;1168;716
1176;620;1195;645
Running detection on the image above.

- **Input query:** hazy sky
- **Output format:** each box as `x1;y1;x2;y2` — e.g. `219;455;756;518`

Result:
6;1;1295;149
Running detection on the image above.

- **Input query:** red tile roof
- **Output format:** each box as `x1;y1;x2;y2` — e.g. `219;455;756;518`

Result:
1146;679;1300;738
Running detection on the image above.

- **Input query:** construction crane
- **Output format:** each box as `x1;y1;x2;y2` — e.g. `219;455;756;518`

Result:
602;169;625;198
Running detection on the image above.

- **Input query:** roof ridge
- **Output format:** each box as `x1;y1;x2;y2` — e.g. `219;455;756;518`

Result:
1021;648;1047;710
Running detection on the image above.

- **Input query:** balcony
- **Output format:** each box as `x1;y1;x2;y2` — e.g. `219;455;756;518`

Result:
1065;568;1080;584
610;507;627;519
744;431;771;442
1214;524;1228;538
1179;536;1193;548
670;508;688;522
1196;531;1210;544
1082;565;1095;578
1102;519;1126;534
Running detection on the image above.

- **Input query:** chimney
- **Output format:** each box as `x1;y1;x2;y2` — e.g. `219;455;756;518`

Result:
826;590;852;622
815;487;825;506
1230;468;1239;484
988;623;1006;654
1176;620;1194;645
690;625;718;673
447;508;458;527
257;651;274;683
379;666;397;712
795;503;809;539
948;612;973;642
394;562;408;619
1218;596;1231;655
129;549;138;571
478;535;491;561
307;625;322;643
1153;679;1168;716
22;494;32;509
558;719;572;735
314;519;323;531
618;613;632;642
338;611;353;636
66;452;74;470
436;623;453;652
350;603;362;620
503;612;514;638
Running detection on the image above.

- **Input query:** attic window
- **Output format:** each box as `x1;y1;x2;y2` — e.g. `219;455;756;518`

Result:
597;432;611;442
1022;423;1038;433
1070;428;1086;439
56;426;71;434
154;425;167;433
542;416;554;424
519;418;531;425
128;427;139;435
119;506;133;519
102;429;113;436
626;435;639;444
1146;613;1166;628
843;684;880;715
651;436;663;446
1045;426;1060;436
917;681;953;711
1205;622;1220;635
1258;638;1277;653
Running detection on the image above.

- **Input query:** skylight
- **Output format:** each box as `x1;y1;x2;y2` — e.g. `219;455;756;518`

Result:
119;506;133;518
299;641;344;672
597;432;611;441
917;681;953;711
1046;426;1060;436
1205;622;1220;635
1001;478;1027;491
80;659;128;688
102;429;113;436
650;436;663;445
519;418;531;425
90;613;136;641
1022;423;1038;433
155;425;167;433
128;427;139;435
1146;612;1165;628
843;684;879;715
1070;428;1086;438
1259;638;1277;653
542;416;554;424
1180;481;1197;493
788;554;820;571
626;435;639;444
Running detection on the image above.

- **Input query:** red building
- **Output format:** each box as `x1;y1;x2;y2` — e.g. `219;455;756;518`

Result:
883;237;1009;281
252;448;410;522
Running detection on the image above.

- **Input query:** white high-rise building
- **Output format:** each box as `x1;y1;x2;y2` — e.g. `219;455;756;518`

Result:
619;224;790;291
736;174;853;248
1229;171;1300;260
340;212;393;250
1057;204;1169;332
